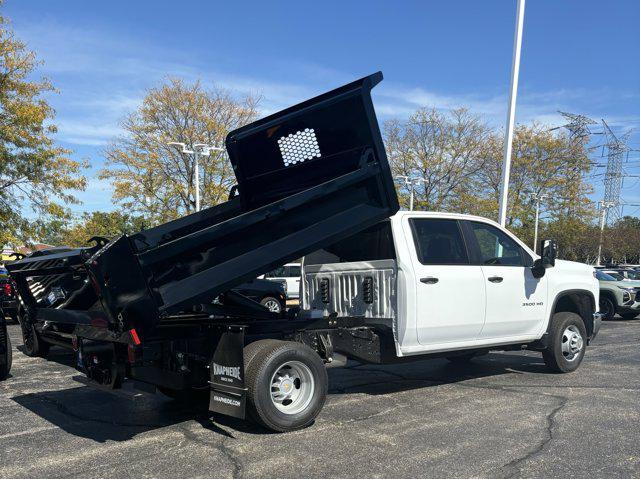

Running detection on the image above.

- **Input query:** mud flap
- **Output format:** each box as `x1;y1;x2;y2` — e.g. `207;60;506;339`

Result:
209;325;247;419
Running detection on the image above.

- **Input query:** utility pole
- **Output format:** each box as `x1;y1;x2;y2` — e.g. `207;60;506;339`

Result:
531;192;548;253
596;200;616;266
168;142;224;212
395;175;426;211
497;0;526;227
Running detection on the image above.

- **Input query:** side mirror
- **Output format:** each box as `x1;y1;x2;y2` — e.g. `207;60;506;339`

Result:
540;239;557;267
531;239;557;278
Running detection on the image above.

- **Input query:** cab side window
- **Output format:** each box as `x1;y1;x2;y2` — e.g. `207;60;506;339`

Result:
468;222;528;267
410;219;469;265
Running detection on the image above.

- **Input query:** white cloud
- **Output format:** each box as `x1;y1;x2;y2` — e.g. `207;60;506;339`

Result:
55;120;124;146
74;177;116;213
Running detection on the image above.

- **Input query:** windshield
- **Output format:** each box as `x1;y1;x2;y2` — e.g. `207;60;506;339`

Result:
603;271;624;280
596;270;619;281
624;270;640;280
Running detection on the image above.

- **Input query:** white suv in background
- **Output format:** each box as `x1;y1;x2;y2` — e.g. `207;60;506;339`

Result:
262;263;301;299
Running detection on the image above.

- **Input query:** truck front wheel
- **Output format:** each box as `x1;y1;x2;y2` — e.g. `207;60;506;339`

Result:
244;340;327;432
542;312;587;373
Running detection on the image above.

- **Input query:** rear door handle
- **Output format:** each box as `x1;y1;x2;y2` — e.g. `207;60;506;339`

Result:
488;276;503;283
420;277;439;284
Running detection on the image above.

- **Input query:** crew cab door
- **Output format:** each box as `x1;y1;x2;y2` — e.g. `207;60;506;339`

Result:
404;217;486;346
462;221;548;339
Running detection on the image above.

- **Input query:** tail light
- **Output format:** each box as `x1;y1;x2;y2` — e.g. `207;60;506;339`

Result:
129;328;141;345
3;283;11;296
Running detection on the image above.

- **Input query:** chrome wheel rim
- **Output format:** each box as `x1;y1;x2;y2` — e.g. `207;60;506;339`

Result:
270;361;314;415
561;325;584;362
263;299;281;313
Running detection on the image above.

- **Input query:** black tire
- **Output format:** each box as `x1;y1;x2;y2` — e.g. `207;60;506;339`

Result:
599;296;616;321
244;340;327;432
542;312;587;373
259;296;282;315
446;352;476;364
20;316;50;358
619;312;639;320
244;339;282;372
0;331;11;381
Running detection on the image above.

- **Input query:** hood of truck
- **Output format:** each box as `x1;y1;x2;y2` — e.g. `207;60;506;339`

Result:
554;259;594;275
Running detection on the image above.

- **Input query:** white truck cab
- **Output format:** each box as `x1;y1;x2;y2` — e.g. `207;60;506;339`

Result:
303;211;602;371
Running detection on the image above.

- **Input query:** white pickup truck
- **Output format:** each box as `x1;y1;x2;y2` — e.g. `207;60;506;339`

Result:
303;211;602;373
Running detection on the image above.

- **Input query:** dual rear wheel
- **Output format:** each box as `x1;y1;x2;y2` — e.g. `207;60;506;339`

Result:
244;340;328;432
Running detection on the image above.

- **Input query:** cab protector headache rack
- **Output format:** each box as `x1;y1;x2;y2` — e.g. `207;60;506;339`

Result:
8;72;399;338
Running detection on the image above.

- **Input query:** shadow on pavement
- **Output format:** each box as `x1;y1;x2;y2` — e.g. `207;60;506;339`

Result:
10;351;551;441
327;352;551;395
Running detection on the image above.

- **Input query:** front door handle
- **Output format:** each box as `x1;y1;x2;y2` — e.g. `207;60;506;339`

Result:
488;276;503;283
420;277;439;284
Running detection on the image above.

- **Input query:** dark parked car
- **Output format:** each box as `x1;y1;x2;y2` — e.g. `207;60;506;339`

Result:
0;310;11;380
233;278;287;315
0;276;18;322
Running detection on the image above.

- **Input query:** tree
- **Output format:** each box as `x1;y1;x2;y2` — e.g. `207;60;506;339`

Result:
45;211;147;247
384;108;491;211
463;124;594;228
100;79;259;225
0;8;86;246
602;216;640;264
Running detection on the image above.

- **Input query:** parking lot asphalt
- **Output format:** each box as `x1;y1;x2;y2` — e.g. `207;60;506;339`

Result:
0;320;638;479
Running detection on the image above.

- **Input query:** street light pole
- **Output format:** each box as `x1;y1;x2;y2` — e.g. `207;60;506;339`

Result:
497;0;526;227
394;175;425;211
168;142;224;213
409;184;415;211
531;192;548;253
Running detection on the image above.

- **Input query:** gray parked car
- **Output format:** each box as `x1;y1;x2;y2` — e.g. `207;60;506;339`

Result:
596;270;640;320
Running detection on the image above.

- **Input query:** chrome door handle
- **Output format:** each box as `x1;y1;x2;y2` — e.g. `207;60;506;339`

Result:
488;276;503;283
420;277;439;284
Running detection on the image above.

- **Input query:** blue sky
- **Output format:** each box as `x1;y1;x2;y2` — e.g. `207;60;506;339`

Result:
5;0;640;216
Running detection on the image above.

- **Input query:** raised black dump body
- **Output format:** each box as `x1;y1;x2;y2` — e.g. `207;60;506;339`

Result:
8;72;399;340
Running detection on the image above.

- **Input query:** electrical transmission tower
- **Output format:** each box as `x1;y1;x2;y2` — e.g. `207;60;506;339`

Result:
556;111;597;143
601;120;630;225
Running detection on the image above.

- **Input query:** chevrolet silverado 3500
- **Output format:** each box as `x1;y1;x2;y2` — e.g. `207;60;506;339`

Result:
8;72;601;432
